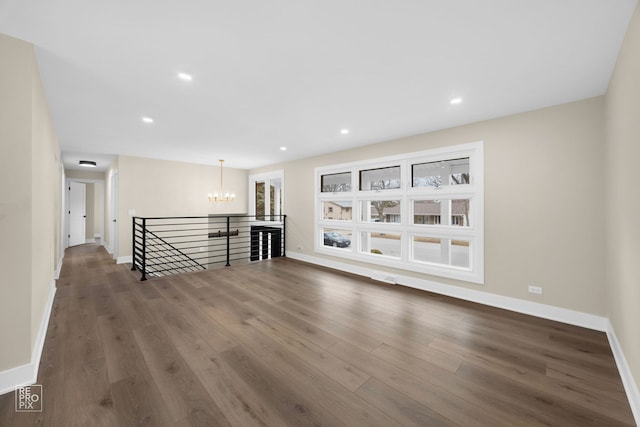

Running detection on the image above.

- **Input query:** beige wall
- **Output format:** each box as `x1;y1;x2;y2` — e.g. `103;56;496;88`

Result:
65;169;104;181
0;34;34;371
30;59;61;345
115;155;248;258
0;34;61;371
605;2;640;398
251;97;606;316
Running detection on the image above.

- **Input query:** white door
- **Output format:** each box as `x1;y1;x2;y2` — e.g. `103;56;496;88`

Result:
69;181;86;246
110;171;118;259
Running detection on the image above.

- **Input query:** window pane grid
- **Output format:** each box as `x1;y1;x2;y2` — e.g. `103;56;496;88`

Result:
315;143;482;283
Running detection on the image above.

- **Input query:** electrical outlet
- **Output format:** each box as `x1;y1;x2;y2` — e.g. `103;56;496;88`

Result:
528;285;542;295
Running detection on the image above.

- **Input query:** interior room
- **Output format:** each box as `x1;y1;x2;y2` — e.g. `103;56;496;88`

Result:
0;1;639;425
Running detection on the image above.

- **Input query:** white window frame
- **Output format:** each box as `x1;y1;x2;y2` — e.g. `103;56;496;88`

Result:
315;141;484;284
249;170;284;224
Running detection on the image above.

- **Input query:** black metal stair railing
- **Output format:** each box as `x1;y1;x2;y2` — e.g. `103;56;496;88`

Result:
131;215;286;281
141;228;206;276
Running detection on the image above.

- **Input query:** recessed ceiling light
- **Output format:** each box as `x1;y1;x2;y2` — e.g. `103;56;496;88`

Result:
78;160;97;168
280;146;287;151
177;72;193;81
142;117;154;123
450;97;463;105
340;129;349;135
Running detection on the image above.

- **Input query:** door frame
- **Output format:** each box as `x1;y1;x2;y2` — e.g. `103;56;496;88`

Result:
109;170;119;260
64;177;105;249
67;181;86;247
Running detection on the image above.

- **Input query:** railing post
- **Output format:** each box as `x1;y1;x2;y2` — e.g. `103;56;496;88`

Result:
225;216;231;266
141;218;147;281
131;216;137;271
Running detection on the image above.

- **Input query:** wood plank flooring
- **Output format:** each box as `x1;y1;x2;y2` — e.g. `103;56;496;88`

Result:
0;244;635;426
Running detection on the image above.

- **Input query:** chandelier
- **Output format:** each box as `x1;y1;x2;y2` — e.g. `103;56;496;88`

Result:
208;159;235;202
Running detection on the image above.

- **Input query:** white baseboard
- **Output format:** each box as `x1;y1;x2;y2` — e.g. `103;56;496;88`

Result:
286;251;608;331
116;255;132;264
607;321;640;425
0;279;56;396
102;240;112;254
54;255;64;280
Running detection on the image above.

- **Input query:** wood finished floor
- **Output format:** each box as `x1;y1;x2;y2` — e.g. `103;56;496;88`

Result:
0;244;635;426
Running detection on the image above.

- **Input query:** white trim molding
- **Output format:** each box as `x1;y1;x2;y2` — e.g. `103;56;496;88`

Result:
116;255;132;264
607;321;640;425
0;280;56;396
54;255;64;280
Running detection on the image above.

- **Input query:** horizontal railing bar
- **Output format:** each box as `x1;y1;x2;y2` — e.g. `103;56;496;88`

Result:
153;244;210;252
146;239;210;245
147;260;201;269
146;227;211;233
146;240;209;247
146;221;212;227
147;228;279;235
147;252;200;262
145;244;209;252
146;232;209;239
149;227;269;233
136;215;285;221
146;241;284;252
144;223;282;229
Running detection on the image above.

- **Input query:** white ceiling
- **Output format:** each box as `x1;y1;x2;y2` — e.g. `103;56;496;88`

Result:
0;0;636;171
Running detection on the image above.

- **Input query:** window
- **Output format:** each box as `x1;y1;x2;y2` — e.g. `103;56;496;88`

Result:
322;228;352;249
250;170;284;221
360;200;401;223
360;231;402;259
412;157;470;188
322;201;352;221
321;172;351;192
315;142;484;284
411;236;470;268
360;166;401;190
